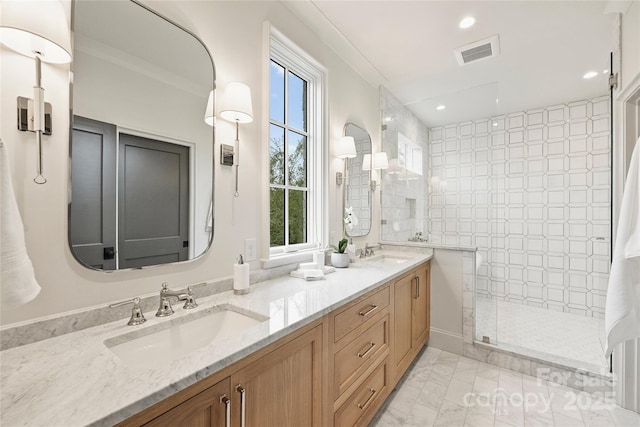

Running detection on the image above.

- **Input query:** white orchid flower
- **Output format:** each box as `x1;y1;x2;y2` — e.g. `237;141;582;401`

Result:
344;206;359;229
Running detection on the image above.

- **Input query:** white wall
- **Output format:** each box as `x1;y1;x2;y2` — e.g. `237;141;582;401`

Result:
0;0;379;325
429;249;464;354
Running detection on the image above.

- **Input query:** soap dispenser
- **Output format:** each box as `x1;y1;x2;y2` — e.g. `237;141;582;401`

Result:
347;238;356;262
233;255;250;295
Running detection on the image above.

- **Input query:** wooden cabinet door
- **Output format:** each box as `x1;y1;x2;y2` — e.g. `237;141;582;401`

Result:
231;325;323;427
393;272;414;375
412;262;430;348
144;377;231;427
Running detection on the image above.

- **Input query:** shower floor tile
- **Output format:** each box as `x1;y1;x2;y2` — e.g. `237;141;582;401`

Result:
475;297;608;373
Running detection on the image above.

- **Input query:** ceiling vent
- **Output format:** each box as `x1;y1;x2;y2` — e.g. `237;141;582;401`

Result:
454;35;500;66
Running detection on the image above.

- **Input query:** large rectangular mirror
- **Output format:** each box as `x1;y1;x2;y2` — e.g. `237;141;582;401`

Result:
69;0;215;270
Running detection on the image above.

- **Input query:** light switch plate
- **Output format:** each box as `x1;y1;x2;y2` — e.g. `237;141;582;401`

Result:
244;238;257;261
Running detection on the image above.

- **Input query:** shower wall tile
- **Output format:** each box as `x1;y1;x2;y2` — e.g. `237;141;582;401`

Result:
428;95;610;317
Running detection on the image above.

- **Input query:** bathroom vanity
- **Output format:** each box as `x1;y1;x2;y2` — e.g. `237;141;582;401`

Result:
0;250;432;426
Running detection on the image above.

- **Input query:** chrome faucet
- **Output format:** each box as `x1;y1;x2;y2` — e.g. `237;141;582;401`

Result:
358;243;381;258
156;283;198;317
109;297;146;326
408;232;427;242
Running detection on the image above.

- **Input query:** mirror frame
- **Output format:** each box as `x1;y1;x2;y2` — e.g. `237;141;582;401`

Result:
344;122;372;238
68;0;216;271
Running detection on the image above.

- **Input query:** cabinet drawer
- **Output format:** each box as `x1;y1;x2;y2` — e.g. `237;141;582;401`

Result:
334;314;389;398
334;361;388;427
333;286;390;342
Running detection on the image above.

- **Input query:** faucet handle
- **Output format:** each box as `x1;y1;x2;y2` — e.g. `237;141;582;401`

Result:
109;297;146;326
181;286;198;309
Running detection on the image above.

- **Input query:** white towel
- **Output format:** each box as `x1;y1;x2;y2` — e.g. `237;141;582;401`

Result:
0;140;41;308
605;137;640;357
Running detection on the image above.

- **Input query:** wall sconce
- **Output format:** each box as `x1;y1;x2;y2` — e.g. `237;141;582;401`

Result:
204;90;236;167
217;82;253;197
369;152;389;191
0;0;72;184
335;136;356;185
362;154;372;171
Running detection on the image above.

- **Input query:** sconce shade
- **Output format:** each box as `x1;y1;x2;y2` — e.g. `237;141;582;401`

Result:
387;158;401;175
335;136;356;159
219;82;253;124
362;154;372;171
0;0;71;64
373;152;389;170
204;90;215;126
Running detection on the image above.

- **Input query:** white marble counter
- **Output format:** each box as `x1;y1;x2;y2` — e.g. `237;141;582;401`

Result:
0;250;432;427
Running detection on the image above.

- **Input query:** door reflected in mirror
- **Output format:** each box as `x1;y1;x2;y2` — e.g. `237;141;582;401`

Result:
344;123;372;237
69;0;215;270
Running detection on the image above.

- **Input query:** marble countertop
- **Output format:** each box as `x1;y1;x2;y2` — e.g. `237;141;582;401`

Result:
0;250;432;427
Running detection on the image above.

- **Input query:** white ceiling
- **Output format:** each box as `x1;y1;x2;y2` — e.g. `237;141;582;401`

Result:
284;0;619;127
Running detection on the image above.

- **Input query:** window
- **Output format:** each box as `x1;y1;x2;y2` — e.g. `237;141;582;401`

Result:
268;28;326;256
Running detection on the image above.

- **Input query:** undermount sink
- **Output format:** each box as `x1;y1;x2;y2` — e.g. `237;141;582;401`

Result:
367;254;411;264
104;305;268;368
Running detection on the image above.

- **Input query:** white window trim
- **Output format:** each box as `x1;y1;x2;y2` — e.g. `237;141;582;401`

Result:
261;23;328;268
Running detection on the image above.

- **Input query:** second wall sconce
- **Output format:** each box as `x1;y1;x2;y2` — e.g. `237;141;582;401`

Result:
216;82;253;197
1;0;72;184
335;135;356;185
363;152;389;191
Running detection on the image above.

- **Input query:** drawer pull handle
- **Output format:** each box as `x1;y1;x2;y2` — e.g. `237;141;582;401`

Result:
357;388;377;410
414;276;420;299
236;385;246;427
220;395;231;427
358;304;378;317
357;342;376;358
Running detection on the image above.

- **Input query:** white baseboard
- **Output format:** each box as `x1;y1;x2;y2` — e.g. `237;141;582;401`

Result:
429;327;463;355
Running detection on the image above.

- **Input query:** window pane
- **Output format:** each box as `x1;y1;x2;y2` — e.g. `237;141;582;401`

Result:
288;189;307;245
288;130;307;187
270;124;285;185
270;188;285;247
270;61;284;123
287;71;307;131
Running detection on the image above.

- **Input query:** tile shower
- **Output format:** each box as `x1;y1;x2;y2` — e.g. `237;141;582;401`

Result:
428;95;611;372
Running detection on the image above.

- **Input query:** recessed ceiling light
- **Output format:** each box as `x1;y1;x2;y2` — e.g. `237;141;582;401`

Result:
436;105;446;111
459;16;476;29
492;122;498;127
583;71;598;79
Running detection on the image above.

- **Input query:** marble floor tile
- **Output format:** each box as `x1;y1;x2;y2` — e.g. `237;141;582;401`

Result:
371;346;640;427
553;412;587;427
434;400;468;426
444;378;474;406
387;382;422;415
431;363;456;387
464;403;496;427
404;402;438;427
417;379;448;412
